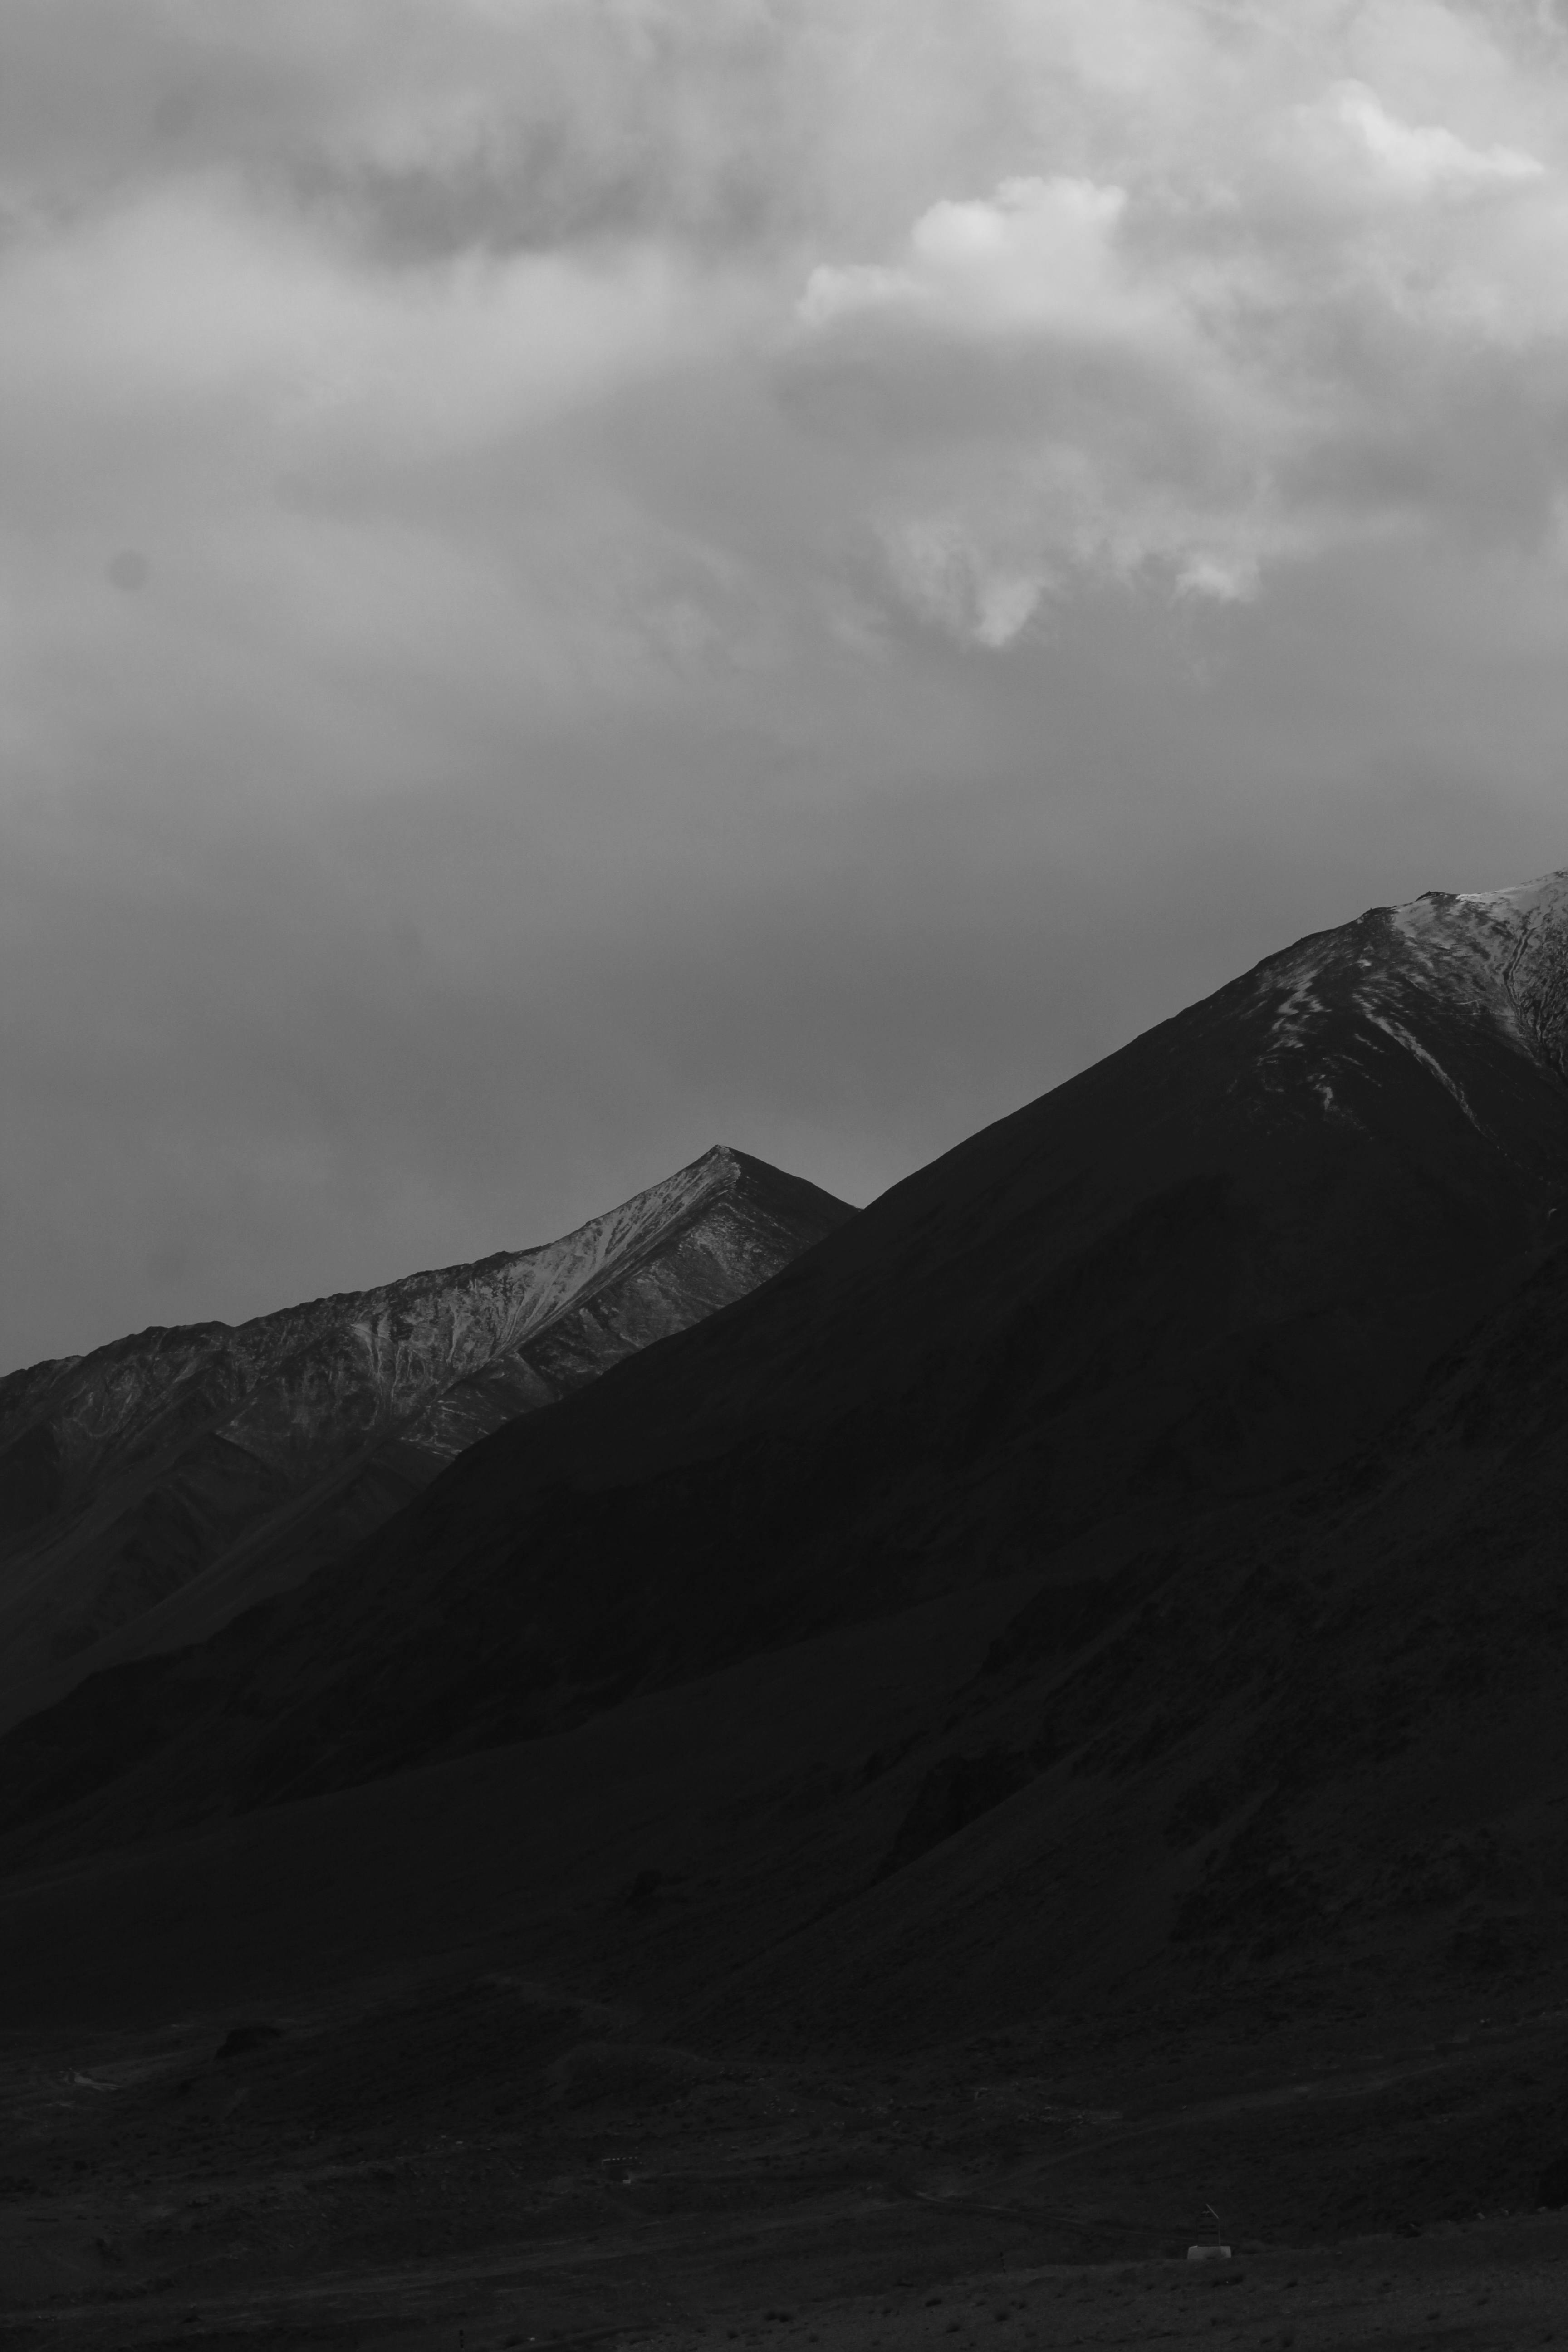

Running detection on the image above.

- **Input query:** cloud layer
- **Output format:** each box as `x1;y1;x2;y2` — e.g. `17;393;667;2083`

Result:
8;1;1568;1365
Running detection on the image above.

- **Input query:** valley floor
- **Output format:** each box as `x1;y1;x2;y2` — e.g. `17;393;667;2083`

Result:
2;1969;1564;2352
2;2220;1565;2350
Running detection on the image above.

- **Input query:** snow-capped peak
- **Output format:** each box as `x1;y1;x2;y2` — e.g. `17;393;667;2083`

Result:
1254;867;1568;1092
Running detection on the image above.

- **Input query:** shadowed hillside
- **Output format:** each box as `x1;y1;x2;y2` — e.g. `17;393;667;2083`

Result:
5;879;1568;2344
6;877;1568;1848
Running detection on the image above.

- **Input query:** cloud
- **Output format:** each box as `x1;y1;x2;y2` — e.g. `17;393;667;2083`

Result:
800;176;1140;337
14;2;1568;656
790;165;1284;632
12;2;1568;1362
1325;76;1544;191
777;9;1568;637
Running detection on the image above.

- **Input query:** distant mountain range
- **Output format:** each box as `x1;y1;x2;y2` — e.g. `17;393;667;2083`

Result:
6;872;1568;2058
0;1146;852;1738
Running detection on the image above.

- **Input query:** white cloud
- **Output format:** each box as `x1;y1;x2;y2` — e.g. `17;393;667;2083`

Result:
801;176;1142;338
1326;77;1544;191
777;6;1568;637
887;514;1051;647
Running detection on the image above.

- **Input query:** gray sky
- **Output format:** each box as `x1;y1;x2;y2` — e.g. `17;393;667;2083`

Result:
7;0;1568;1371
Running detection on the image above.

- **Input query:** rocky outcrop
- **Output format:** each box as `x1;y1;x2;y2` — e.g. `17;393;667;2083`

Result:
0;1147;852;1730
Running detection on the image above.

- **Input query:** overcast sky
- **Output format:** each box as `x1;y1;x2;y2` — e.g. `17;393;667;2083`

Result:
8;0;1568;1369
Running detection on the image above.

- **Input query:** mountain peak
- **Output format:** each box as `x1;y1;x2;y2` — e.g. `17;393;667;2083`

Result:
0;1148;853;1735
10;879;1568;2305
1395;868;1568;1077
1229;864;1568;1118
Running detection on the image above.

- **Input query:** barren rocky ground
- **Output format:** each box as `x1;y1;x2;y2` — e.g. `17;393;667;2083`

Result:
2;1955;1564;2349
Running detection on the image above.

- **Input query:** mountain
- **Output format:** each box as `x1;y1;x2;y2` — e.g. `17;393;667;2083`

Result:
6;874;1568;1863
0;1146;852;1737
5;877;1568;2327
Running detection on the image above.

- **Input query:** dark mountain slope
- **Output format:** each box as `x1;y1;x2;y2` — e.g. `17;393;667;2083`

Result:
0;1244;1566;2266
713;1233;1568;2035
5;873;1568;1855
9;1218;1564;2043
0;1147;850;1737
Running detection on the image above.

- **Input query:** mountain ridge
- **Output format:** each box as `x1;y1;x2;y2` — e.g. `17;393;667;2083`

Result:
5;877;1568;2314
0;1144;852;1739
6;872;1568;1860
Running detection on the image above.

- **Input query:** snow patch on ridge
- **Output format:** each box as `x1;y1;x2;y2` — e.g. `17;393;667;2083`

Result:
1255;868;1568;1109
1267;973;1328;1050
1356;1005;1485;1134
1390;873;1568;1078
